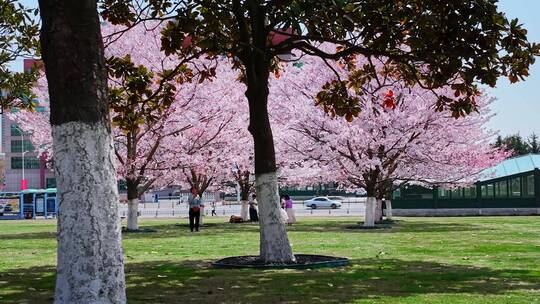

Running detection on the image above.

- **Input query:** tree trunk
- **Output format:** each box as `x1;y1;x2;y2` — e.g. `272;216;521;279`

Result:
39;1;126;303
364;197;376;227
127;199;139;231
256;172;295;262
126;178;139;231
239;172;251;201
243;37;294;262
241;200;249;221
239;176;251;221
386;199;393;220
199;205;204;226
375;198;383;224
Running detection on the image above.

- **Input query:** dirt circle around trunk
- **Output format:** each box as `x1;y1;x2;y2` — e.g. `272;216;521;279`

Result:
212;254;349;269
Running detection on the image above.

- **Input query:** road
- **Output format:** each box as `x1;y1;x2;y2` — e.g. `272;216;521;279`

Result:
0;198;366;220
118;198;367;218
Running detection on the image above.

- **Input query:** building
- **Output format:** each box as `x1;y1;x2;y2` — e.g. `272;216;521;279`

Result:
392;154;540;216
1;111;55;191
0;59;55;191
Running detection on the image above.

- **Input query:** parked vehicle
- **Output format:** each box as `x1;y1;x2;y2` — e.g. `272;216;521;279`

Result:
0;192;20;214
0;205;4;216
303;197;342;209
4;204;13;212
355;189;367;197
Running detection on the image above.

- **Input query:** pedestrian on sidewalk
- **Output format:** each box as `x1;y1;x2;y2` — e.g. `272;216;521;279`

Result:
211;201;217;216
188;187;203;232
283;195;296;225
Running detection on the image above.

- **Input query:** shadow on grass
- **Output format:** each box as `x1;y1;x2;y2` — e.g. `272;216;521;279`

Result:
120;221;261;240
0;231;57;240
286;220;485;235
118;219;491;241
2;258;539;303
0;219;486;241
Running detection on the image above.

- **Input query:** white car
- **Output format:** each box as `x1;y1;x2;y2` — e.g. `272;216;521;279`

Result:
303;197;342;209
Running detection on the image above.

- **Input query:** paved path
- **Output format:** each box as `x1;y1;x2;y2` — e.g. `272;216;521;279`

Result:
118;199;367;218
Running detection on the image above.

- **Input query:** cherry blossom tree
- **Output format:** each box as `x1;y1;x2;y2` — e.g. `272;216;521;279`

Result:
105;22;203;231
101;0;539;265
275;55;506;227
11;23;242;231
7;75;52;156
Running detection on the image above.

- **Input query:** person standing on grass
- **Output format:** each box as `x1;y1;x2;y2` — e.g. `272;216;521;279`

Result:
283;195;296;225
188;187;203;232
249;193;259;222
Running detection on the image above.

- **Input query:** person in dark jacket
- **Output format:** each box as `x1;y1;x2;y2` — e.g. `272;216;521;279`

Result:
249;193;259;222
188;187;203;232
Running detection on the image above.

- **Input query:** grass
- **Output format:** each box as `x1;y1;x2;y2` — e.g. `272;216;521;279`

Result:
1;216;540;303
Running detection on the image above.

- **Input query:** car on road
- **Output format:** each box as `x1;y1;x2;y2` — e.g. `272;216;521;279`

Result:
303;197;342;209
354;189;367;197
327;196;346;202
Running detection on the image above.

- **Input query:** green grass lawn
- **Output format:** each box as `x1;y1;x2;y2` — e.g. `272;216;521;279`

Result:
1;216;540;303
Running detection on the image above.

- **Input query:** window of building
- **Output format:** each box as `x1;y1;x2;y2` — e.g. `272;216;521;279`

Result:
11;140;35;153
452;188;463;199
522;174;535;197
392;188;401;199
10;124;33;136
482;183;495;198
421;193;434;199
46;178;56;188
463;186;477;198
438;188;451;199
11;156;40;169
35;106;46;113
509;177;521;197
117;180;127;191
496;180;508;198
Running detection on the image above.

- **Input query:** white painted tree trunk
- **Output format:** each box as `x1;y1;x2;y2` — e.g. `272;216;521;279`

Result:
127;199;139;231
241;200;249;221
386;199;393;220
53;122;126;304
375;198;383;223
256;172;295;263
199;206;204;226
364;197;376;227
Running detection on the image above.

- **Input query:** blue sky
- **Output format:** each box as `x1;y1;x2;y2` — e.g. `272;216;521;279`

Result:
485;0;540;137
8;0;540;137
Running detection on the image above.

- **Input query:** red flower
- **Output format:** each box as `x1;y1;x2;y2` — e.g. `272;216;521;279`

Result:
382;90;396;109
382;98;396;109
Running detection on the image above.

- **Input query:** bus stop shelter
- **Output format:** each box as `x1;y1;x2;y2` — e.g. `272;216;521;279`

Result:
19;188;58;219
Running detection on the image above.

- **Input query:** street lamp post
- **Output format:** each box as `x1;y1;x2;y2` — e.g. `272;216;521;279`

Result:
22;150;29;184
15;125;29;190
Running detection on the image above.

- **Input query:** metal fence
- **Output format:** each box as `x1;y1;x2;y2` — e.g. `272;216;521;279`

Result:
118;200;366;218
